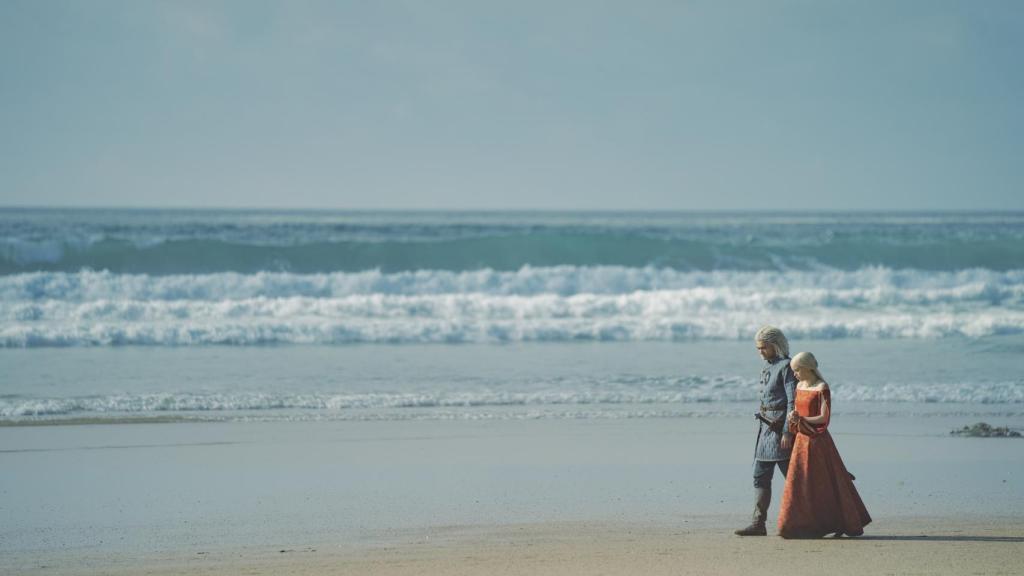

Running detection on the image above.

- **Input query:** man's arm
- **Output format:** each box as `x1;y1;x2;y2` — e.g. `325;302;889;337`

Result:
780;363;797;448
783;364;797;415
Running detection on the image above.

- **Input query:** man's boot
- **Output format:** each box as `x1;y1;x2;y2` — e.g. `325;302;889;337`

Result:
734;487;770;536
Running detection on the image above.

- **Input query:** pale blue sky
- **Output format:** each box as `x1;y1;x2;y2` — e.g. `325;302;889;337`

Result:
1;0;1021;210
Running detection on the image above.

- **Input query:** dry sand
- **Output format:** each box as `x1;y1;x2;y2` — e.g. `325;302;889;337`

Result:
15;517;1023;576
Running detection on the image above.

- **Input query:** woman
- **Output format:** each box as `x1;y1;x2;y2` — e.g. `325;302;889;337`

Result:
777;352;871;538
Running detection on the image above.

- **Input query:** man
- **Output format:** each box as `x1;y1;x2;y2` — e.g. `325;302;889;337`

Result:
735;325;797;536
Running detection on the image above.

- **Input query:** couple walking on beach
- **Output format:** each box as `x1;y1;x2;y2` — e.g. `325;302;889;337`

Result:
735;326;872;538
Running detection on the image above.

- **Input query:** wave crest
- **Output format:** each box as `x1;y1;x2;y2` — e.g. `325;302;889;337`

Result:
3;267;1023;346
3;377;1020;419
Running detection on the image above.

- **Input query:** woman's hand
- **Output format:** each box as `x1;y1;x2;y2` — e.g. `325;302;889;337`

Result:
787;410;800;425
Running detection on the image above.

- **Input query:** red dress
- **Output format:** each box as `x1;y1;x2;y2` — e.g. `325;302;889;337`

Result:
777;387;871;538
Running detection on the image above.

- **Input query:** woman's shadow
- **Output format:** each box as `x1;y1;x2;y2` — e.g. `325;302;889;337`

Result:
849;535;1024;543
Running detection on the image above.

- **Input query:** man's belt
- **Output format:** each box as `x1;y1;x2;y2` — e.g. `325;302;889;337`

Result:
760;404;786;413
755;411;785;433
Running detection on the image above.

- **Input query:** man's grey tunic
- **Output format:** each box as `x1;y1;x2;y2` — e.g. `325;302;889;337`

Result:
754;356;797;462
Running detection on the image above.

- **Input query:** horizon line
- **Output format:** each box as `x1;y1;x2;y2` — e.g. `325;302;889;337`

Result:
3;204;1023;215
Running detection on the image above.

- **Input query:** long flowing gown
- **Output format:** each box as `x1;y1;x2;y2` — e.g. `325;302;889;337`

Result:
777;387;871;538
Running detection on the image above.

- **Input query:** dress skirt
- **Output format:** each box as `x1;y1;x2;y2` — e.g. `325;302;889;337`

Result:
777;389;871;538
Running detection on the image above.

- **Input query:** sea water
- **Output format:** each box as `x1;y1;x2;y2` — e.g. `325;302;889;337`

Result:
1;209;1023;425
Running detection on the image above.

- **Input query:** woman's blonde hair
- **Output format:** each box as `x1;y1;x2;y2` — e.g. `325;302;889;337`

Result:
791;351;827;386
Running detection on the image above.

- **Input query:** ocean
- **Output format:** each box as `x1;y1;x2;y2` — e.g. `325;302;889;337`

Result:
2;208;1023;425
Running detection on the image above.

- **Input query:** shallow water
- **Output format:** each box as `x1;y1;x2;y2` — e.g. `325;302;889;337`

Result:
2;339;1022;424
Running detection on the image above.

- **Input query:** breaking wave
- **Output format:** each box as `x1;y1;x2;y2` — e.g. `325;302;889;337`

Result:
2;266;1024;346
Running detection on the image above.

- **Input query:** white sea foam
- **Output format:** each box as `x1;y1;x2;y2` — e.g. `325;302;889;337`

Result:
2;267;1024;346
2;378;1020;420
4;267;1024;301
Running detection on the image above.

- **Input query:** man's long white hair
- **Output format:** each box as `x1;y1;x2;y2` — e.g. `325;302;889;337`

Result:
754;325;790;359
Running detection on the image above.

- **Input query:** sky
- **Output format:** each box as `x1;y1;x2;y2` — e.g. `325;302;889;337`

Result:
1;0;1022;211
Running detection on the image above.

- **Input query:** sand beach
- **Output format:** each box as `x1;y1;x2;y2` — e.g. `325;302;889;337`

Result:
3;410;1022;575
